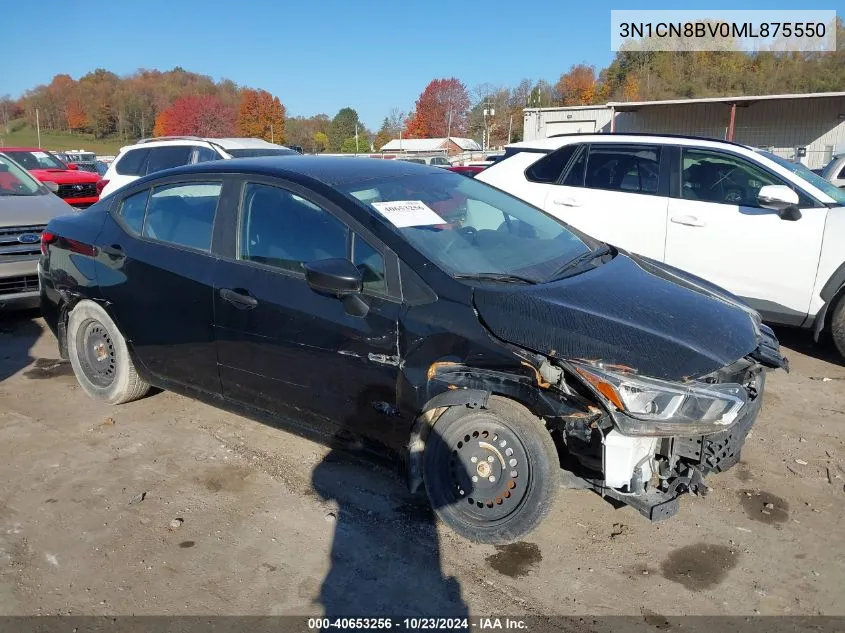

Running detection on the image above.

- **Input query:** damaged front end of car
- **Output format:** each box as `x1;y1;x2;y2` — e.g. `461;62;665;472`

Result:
539;324;787;521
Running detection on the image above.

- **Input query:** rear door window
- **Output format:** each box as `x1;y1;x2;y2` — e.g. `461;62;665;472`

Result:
145;146;194;175
584;144;661;194
114;148;150;176
525;144;579;183
118;189;149;234
142;182;222;251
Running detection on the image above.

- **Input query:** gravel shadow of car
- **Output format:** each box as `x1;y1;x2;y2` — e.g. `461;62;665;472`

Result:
0;309;43;383
770;325;845;368
311;421;469;619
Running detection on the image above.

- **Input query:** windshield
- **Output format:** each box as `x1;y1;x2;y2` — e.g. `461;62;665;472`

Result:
758;150;845;206
3;150;68;171
0;154;45;196
225;148;298;158
822;157;843;180
341;171;591;282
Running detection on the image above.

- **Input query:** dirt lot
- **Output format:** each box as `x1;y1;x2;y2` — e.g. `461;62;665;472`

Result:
1;310;844;624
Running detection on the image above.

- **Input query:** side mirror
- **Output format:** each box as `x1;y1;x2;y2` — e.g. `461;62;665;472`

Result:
43;181;59;193
305;258;362;296
305;258;368;317
758;185;802;221
66;163;79;171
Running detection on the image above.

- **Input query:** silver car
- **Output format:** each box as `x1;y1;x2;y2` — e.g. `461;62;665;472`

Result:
0;153;75;309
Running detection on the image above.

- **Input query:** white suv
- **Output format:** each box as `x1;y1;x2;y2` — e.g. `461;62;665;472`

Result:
100;136;296;198
478;133;845;356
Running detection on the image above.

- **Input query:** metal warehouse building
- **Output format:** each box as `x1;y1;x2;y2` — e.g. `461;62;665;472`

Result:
523;91;845;169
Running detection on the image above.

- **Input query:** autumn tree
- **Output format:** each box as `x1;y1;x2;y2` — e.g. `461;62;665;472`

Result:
404;78;470;138
555;64;598;105
153;94;236;137
237;89;285;142
313;131;329;152
66;101;88;132
328;108;363;151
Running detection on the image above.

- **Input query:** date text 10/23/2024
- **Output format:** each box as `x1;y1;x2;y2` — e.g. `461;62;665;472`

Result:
306;618;528;630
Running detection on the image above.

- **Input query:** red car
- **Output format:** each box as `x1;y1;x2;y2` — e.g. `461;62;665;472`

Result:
1;147;101;208
447;165;486;178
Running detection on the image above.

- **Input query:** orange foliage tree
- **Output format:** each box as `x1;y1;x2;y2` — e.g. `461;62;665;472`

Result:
404;78;470;138
66;101;88;132
153;94;236;137
555;64;598;105
237;89;286;142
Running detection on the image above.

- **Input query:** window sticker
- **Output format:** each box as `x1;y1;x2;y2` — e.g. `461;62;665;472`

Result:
370;200;446;228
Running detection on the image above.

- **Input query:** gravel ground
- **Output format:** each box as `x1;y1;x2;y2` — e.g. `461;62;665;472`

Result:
1;310;843;626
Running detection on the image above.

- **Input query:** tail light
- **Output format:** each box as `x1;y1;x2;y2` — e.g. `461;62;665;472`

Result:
40;231;56;256
40;232;96;257
96;179;109;195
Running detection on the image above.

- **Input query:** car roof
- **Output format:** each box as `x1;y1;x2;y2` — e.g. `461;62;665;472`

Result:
119;137;290;152
133;155;447;188
508;133;755;152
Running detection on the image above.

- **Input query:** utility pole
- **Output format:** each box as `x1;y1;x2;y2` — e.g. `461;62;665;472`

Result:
270;124;274;144
36;108;41;148
355;123;359;153
508;115;513;144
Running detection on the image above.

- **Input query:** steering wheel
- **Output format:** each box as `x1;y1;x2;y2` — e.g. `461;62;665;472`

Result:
458;226;477;242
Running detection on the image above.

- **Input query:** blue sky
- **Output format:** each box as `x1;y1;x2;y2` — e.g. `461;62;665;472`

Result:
2;0;840;129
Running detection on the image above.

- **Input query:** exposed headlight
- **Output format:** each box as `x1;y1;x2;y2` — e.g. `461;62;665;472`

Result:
568;361;748;436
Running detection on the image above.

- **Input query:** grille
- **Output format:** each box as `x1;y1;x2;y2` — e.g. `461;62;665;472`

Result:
0;274;39;295
57;183;97;199
0;225;45;258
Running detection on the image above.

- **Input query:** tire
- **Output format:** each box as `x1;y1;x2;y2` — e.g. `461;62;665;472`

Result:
422;396;558;544
830;294;845;359
67;300;150;405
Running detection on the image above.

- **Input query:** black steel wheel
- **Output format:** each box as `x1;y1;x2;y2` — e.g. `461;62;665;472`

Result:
76;319;117;388
423;396;558;543
67;300;150;405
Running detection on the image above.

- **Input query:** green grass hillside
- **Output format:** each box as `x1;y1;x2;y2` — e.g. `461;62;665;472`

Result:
0;124;127;155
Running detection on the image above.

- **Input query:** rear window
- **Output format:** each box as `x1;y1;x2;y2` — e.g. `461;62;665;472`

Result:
115;148;150;176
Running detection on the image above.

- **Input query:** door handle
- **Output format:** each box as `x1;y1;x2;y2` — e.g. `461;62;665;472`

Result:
552;197;581;207
219;288;258;310
99;244;124;258
670;215;706;227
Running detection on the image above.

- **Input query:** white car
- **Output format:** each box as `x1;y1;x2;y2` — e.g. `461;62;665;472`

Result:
478;133;845;356
822;153;845;189
100;137;296;198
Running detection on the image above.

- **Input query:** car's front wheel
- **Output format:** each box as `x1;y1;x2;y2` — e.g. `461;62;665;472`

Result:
422;396;558;544
67;300;150;405
830;294;845;360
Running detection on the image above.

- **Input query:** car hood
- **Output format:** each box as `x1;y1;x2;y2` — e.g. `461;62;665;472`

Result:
29;169;100;184
472;253;764;381
0;192;76;226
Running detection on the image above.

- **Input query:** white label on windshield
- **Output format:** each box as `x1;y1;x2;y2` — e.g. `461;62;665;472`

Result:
32;151;50;159
370;200;445;228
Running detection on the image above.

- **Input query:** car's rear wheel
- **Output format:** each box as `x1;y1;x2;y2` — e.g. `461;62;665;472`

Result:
67;300;150;405
830;293;845;360
422;396;558;544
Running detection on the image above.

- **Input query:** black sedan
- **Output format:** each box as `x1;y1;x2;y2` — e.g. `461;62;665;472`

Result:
39;157;786;543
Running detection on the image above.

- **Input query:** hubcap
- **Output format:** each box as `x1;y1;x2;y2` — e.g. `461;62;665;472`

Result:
447;422;530;522
77;319;117;388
